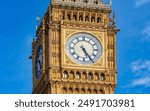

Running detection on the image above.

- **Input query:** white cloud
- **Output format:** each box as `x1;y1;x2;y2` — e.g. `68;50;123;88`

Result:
130;60;150;87
131;60;150;75
142;25;150;40
131;77;150;87
135;0;150;7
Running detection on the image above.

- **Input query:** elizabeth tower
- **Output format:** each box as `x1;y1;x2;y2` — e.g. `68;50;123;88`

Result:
32;0;119;94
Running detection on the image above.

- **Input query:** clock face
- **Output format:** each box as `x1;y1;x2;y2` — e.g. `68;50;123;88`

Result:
35;45;43;79
66;33;102;64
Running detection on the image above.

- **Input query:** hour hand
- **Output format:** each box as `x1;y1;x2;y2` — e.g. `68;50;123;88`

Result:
80;45;94;63
80;45;88;56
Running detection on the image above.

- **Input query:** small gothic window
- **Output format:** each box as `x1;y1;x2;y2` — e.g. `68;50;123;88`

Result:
81;88;85;94
100;73;105;81
75;88;79;94
62;87;67;94
68;88;73;94
70;71;74;79
79;15;83;21
87;89;91;94
99;89;104;94
82;72;87;80
67;14;71;20
62;15;65;20
93;89;98;94
85;16;89;22
95;73;99;80
97;17;101;23
76;72;80;79
63;71;68;78
73;14;77;21
88;73;93;80
91;16;95;22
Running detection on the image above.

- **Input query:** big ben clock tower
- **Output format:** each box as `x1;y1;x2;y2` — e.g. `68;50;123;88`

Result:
32;0;119;94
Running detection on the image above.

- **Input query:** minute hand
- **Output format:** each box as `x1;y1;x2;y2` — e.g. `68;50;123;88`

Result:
80;46;94;63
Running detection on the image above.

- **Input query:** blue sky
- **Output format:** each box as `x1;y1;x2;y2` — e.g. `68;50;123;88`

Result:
0;0;150;94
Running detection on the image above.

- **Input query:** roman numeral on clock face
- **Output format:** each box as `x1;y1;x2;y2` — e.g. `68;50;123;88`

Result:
70;43;75;48
71;52;76;55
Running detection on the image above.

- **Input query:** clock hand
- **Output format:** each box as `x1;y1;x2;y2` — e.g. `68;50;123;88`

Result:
80;45;88;56
88;55;94;63
80;45;94;63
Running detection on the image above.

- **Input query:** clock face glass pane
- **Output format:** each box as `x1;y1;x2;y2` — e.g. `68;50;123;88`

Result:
35;45;43;79
66;33;102;64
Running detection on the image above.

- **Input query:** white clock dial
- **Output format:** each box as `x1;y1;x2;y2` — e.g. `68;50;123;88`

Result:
66;33;102;64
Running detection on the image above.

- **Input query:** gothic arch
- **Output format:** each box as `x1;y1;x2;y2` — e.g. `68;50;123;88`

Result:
61;11;65;20
85;16;89;22
63;71;68;79
75;88;79;94
68;88;73;94
79;15;83;21
70;71;75;79
81;88;85;94
67;13;71;20
76;72;80;79
88;72;93;80
100;73;105;81
93;89;98;94
97;17;101;23
73;14;77;21
82;72;87;80
99;89;105;94
91;16;95;22
87;89;91;94
62;87;67;94
94;73;99;81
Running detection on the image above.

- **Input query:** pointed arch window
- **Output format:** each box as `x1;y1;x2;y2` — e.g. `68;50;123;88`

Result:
88;73;93;80
67;14;71;20
91;16;95;22
95;73;99;81
76;72;80;79
75;88;79;94
62;87;67;94
81;88;85;94
82;72;87;80
73;14;77;21
99;89;104;94
79;15;83;21
63;71;68;79
70;71;74;79
97;17;101;23
85;16;89;22
87;89;91;94
100;73;105;81
93;89;98;94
